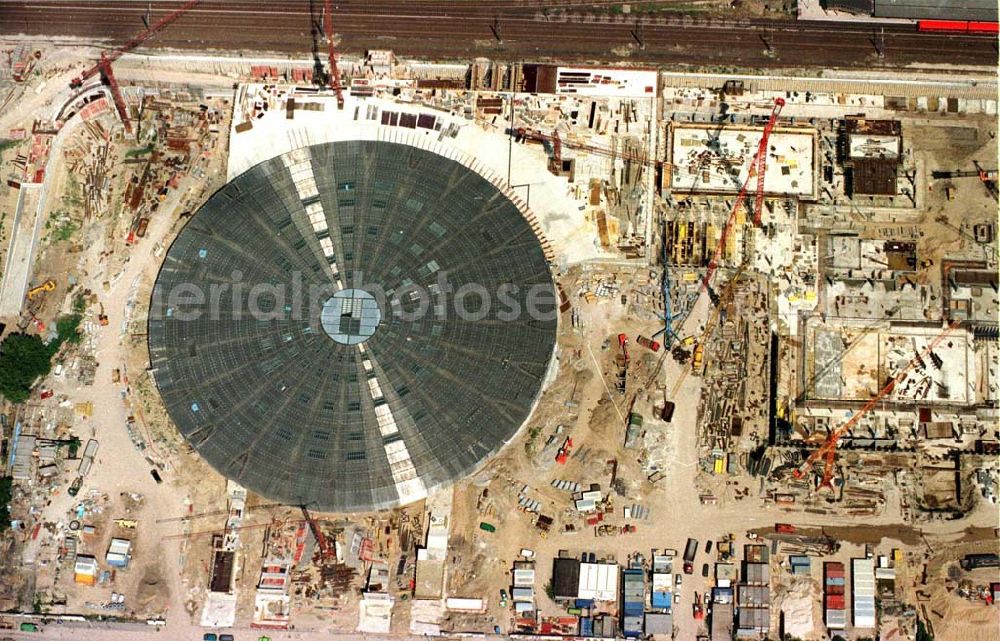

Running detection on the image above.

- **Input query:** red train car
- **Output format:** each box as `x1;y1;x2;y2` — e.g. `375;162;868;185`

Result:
968;21;1000;32
918;19;999;33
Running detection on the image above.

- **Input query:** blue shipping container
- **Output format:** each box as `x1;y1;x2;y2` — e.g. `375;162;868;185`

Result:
652;591;672;609
826;577;846;586
575;598;595;609
623;614;643;638
579;617;594;636
624;600;644;616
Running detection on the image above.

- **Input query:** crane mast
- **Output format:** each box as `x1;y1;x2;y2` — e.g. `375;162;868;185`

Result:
68;0;201;133
324;0;345;109
703;97;784;291
793;321;961;489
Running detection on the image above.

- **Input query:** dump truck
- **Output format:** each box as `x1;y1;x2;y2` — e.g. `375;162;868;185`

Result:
636;335;660;352
691;343;704;371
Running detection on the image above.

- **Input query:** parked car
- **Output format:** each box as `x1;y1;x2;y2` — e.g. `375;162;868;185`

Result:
675;574;683;587
705;540;713;554
701;563;710;577
202;634;217;641
220;635;234;641
150;469;163;484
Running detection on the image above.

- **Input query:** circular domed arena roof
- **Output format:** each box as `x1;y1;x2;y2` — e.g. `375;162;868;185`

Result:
147;140;558;512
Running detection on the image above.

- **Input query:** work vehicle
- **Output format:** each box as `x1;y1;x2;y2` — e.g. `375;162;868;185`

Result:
701;563;710;577
691;343;704;371
26;280;56;300
661;400;675;422
479;522;496;533
683;538;698;573
636;335;660;352
202;634;217;641
705;540;713;554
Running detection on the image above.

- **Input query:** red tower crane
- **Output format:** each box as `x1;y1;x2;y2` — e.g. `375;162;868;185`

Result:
69;0;201;133
300;505;336;560
702;97;784;290
752;97;785;225
793;321;961;490
323;0;345;109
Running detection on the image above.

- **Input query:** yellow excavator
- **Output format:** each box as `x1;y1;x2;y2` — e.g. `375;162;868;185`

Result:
26;279;56;300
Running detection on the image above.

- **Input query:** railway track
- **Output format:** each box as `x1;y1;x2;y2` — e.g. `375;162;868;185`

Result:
0;1;995;70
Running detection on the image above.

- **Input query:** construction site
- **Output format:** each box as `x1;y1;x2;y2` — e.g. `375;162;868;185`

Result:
0;3;998;641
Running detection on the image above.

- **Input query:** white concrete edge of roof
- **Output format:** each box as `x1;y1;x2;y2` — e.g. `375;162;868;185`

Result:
228;97;557;265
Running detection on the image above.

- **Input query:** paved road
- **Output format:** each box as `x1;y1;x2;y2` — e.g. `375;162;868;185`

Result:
0;186;39;321
0;0;995;69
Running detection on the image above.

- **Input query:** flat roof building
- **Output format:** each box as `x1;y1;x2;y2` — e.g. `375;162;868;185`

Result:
852;558;876;629
552;558;581;600
579;562;620;602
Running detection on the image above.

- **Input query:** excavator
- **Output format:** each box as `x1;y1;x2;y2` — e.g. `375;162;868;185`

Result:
26;279;55;300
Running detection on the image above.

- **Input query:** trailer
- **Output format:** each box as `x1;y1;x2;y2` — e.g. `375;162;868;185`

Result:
683;538;698;574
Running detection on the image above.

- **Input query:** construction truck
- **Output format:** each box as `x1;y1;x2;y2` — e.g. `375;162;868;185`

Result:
26;279;55;300
683;538;698;574
636;335;660;352
691;343;704;372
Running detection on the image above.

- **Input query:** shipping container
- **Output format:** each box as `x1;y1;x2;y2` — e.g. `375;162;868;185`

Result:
825;594;846;609
825;607;847;630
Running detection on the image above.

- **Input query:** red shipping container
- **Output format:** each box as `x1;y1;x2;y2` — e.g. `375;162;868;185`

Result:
825;594;846;609
826;585;845;596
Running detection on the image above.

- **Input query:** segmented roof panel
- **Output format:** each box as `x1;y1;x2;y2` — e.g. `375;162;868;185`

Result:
147;141;557;512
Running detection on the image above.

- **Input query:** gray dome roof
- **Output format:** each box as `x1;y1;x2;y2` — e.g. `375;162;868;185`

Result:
148;140;557;512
